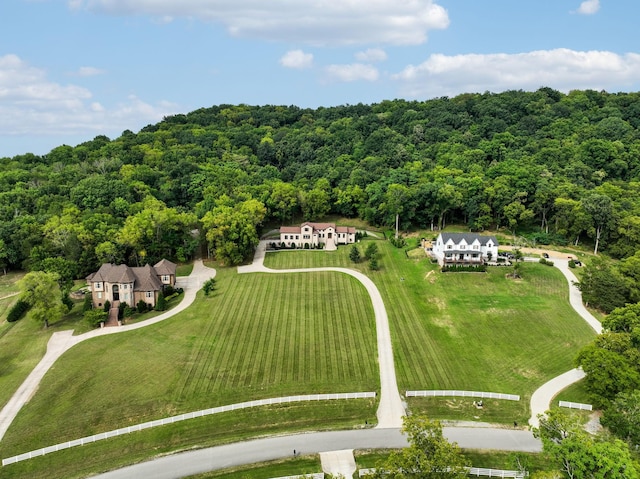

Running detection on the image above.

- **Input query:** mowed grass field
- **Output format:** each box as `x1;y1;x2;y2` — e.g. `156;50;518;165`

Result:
0;266;378;459
265;240;597;421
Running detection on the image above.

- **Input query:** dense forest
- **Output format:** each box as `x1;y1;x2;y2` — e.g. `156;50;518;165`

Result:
3;87;640;278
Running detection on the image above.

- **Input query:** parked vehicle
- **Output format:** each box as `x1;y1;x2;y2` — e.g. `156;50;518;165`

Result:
542;252;549;258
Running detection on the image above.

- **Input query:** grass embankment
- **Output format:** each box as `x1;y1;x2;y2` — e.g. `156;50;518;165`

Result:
0;267;378;469
265;239;596;424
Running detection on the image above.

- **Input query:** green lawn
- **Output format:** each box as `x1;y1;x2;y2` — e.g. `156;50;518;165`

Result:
264;241;597;421
0;266;378;458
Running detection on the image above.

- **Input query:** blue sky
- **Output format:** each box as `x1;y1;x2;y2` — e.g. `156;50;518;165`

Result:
1;0;640;157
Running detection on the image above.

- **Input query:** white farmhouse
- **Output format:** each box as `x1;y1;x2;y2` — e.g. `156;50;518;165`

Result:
431;232;499;266
279;222;356;250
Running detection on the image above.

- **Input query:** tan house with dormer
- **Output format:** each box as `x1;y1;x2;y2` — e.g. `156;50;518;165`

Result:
86;259;177;309
280;222;356;249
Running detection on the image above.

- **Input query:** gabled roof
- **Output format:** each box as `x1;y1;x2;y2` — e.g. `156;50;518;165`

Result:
439;232;499;246
336;226;356;233
302;222;335;230
280;226;300;233
154;258;177;276
87;264;136;283
132;264;164;292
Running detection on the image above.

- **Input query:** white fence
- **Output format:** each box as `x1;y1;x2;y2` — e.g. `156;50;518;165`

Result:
271;474;324;479
469;467;527;478
2;392;376;467
558;400;593;411
406;390;520;401
361;467;526;478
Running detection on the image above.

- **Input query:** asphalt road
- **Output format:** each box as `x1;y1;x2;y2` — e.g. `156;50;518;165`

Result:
90;427;541;479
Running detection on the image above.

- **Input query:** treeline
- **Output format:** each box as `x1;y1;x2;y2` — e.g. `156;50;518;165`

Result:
2;88;640;276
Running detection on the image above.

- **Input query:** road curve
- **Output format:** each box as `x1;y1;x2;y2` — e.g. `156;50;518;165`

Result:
526;257;601;427
90;427;541;479
238;241;405;428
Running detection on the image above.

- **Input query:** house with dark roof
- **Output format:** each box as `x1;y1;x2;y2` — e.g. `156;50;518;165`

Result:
279;222;356;250
86;259;177;309
432;233;499;266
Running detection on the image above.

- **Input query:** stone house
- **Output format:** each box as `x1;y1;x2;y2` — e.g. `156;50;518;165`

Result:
86;259;177;309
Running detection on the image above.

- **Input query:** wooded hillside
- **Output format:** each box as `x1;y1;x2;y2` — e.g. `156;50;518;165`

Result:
2;88;640;276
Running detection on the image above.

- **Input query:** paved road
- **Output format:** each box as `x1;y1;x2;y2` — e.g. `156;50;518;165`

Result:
0;260;215;442
239;241;405;428
90;427;541;479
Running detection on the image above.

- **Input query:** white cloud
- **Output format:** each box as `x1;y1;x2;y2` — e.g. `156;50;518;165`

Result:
76;66;106;76
279;50;314;69
355;48;387;63
576;0;600;15
70;0;449;46
326;63;379;82
0;54;178;137
393;49;640;98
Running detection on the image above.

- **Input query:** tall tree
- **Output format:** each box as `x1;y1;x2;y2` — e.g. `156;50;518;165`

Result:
534;408;639;479
372;415;469;479
582;193;614;255
18;271;66;328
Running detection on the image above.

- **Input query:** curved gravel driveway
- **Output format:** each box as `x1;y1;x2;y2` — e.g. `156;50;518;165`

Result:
239;241;405;428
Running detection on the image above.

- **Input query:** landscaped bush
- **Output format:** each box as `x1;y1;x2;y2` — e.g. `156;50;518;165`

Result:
84;308;108;327
7;299;31;322
163;285;176;296
389;236;406;248
539;258;555;267
103;300;111;312
568;260;576;268
304;243;310;249
82;293;92;312
441;265;487;273
118;302;128;319
136;299;148;313
202;277;216;296
155;291;166;311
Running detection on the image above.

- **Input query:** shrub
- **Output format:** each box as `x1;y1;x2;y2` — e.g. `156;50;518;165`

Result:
369;256;380;271
203;277;216;296
539;258;555;267
365;242;379;260
118;302;128;319
349;245;361;263
61;294;73;312
568;260;576;268
137;299;148;314
103;300;111;312
304;243;310;249
155;291;166;311
7;299;31;322
441;265;487;273
176;287;184;295
84;309;108;328
124;305;135;318
389;236;406;248
163;285;175;296
82;293;93;312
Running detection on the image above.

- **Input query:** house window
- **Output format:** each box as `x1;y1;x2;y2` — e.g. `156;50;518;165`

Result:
94;282;101;289
146;292;153;298
296;235;299;239
284;235;288;240
122;284;127;290
473;245;479;250
472;253;478;258
460;245;466;249
447;245;452;250
162;275;169;282
97;292;102;299
124;293;129;301
303;234;310;239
